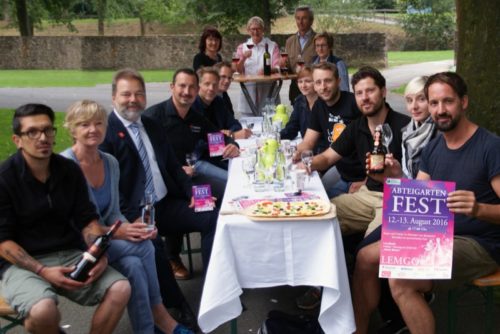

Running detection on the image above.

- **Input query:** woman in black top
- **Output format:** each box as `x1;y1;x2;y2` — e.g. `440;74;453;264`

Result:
193;26;223;71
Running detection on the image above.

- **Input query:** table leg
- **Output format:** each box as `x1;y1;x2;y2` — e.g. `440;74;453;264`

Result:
268;79;283;102
230;318;238;334
239;82;259;116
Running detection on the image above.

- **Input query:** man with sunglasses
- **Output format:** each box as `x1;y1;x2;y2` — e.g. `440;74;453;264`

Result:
0;104;130;333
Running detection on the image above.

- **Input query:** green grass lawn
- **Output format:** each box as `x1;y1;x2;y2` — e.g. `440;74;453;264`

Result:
0;70;173;88
0;109;73;162
388;50;454;67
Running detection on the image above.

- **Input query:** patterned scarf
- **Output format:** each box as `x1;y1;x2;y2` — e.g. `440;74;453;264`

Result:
401;116;438;178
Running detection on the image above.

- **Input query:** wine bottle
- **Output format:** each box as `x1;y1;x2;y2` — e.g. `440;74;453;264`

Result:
369;127;385;174
263;43;271;76
68;220;122;282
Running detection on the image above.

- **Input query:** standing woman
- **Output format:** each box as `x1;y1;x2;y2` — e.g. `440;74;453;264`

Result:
193;26;223;71
312;32;350;92
235;16;281;114
61;100;192;334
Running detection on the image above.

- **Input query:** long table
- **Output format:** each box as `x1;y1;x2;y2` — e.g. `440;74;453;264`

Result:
233;73;297;116
197;150;355;333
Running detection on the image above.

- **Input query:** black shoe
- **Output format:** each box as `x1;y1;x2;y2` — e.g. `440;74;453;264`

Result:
377;319;409;334
168;301;200;333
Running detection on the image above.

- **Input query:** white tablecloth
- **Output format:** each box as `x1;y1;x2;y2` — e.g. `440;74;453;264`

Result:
198;155;355;334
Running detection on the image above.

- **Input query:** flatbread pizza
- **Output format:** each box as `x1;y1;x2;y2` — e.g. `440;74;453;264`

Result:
245;200;330;218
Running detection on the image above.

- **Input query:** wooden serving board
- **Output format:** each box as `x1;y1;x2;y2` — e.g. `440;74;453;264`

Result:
243;201;336;222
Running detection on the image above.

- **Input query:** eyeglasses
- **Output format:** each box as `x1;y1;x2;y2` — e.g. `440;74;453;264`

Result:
220;75;233;81
315;44;329;48
19;127;57;139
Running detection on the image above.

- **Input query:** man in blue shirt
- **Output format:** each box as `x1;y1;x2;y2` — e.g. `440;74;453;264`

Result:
352;72;500;334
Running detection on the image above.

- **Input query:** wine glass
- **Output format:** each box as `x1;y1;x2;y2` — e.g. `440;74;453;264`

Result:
301;150;313;181
296;54;305;69
381;124;393;153
232;52;240;75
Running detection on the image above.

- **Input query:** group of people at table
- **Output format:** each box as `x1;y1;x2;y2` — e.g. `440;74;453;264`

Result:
0;5;499;334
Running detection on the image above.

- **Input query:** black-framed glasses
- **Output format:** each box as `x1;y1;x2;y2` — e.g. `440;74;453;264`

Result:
19;127;57;139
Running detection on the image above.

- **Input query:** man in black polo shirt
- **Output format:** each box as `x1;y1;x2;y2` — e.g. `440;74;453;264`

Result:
192;67;252;139
144;68;239;280
307;66;410;236
295;62;365;198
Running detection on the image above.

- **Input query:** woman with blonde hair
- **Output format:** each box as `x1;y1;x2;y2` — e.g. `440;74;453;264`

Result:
401;76;438;178
61;100;192;334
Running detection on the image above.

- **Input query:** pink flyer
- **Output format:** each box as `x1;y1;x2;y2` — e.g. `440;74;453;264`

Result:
193;185;214;212
207;132;225;157
379;178;455;279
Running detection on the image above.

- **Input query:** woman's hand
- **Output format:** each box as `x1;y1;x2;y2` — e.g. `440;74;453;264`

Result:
116;221;152;242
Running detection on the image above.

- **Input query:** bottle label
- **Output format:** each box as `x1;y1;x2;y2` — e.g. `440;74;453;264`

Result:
370;154;385;171
265;58;270;66
82;251;97;263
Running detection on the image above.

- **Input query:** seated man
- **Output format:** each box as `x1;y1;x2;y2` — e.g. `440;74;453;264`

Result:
193;66;252;139
0;104;130;333
99;69;217;320
306;66;410;237
295;62;365;198
214;61;236;116
352;72;500;334
145;67;239;189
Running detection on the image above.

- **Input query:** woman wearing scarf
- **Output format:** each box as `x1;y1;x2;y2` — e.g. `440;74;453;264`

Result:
401;76;439;179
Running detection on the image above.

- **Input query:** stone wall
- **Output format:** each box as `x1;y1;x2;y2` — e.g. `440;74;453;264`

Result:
0;33;386;70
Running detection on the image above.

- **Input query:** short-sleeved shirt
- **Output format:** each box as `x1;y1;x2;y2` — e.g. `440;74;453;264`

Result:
308;92;365;182
332;104;411;191
419;127;500;264
0;152;99;275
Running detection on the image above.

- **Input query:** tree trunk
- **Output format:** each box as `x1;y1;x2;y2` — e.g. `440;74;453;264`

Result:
455;0;500;134
262;0;271;34
97;0;106;36
15;0;32;36
139;15;145;36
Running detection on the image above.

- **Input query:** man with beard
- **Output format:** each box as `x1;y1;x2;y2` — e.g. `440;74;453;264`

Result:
306;66;410;236
294;62;364;199
100;68;218;330
0;104;130;333
351;72;500;334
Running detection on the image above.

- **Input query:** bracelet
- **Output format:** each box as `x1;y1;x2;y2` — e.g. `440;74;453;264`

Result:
36;265;46;276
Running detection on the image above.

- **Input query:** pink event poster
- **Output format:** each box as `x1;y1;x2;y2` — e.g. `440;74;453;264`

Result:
192;184;214;213
207;132;225;157
379;178;456;279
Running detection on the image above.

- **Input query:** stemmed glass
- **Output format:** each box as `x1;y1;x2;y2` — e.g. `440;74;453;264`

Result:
232;52;240;75
246;42;254;50
381;124;393;153
301;150;313;182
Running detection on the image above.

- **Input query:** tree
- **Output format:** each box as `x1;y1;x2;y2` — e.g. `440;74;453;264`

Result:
455;0;500;134
399;0;455;50
186;0;298;34
9;0;77;36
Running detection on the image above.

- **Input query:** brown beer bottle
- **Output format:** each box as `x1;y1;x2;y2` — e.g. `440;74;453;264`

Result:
68;220;122;282
369;127;385;173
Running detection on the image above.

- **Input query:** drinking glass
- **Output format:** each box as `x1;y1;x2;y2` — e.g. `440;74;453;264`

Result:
301;150;313;182
232;52;240;75
142;191;155;232
381;124;393;153
246;43;254;50
186;152;198;171
242;156;256;185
